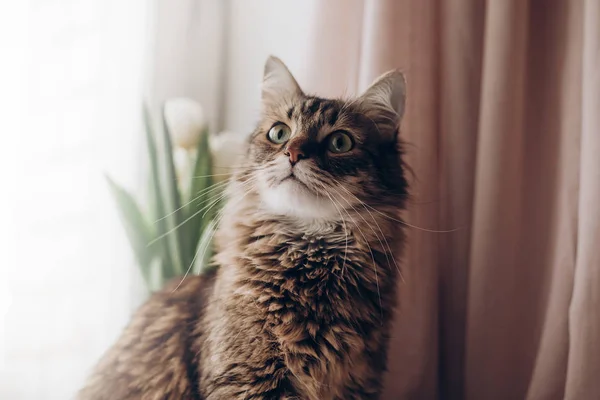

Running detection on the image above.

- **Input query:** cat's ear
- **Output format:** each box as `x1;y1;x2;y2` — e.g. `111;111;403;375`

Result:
359;70;407;122
262;56;303;104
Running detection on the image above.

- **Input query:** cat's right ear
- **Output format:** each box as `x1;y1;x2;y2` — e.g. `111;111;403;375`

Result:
359;69;407;122
262;56;303;105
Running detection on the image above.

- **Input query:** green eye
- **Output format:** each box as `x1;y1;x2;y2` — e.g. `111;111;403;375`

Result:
327;131;353;153
267;123;291;144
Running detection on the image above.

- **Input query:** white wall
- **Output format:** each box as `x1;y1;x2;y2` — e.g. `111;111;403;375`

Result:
148;0;227;132
146;0;317;137
223;0;317;135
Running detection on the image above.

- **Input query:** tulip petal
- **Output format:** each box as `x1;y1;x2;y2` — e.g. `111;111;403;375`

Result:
163;98;205;150
210;131;248;182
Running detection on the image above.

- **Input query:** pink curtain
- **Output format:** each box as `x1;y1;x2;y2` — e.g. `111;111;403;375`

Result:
304;1;600;399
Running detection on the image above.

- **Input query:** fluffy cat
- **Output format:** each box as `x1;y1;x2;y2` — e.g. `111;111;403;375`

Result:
79;56;408;400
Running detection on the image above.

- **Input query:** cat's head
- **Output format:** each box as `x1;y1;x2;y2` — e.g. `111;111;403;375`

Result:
239;56;408;221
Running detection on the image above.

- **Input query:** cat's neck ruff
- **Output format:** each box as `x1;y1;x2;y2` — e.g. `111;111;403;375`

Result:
257;178;341;221
219;182;400;245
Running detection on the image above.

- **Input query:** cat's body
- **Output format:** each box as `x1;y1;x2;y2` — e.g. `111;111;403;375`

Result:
200;183;403;399
78;273;214;400
79;57;408;400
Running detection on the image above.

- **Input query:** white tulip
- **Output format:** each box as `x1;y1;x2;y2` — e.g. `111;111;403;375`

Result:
173;146;192;193
209;131;248;182
163;98;206;151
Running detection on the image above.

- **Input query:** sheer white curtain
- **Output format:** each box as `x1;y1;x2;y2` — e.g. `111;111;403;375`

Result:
2;1;150;398
1;1;320;398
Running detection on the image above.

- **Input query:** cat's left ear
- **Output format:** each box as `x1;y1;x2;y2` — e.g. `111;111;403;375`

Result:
359;70;407;123
262;56;303;105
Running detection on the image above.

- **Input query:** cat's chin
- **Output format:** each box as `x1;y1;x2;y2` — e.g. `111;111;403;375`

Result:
259;178;340;221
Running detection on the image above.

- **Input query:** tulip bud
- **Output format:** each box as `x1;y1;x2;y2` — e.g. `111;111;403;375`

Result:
209;131;247;182
163;98;206;151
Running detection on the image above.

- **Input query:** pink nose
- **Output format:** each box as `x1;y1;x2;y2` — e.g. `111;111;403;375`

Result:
284;147;306;165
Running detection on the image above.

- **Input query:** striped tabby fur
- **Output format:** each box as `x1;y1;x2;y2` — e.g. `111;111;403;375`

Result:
79;56;408;400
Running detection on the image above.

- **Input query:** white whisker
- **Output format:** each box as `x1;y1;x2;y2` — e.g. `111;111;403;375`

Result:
323;189;349;277
318;183;382;321
153;179;230;224
191;173;237;179
171;178;257;291
148;177;257;247
365;201;461;233
336;185;402;279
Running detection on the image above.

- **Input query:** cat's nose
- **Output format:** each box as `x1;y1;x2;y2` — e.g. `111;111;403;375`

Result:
284;147;306;166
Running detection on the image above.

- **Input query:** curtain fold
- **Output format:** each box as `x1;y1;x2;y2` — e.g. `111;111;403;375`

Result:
565;1;600;398
307;0;600;398
437;0;484;397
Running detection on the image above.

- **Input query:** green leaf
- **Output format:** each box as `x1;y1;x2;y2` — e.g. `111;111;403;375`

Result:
143;104;176;279
159;104;186;273
193;218;218;275
185;127;216;253
105;175;154;270
147;257;164;292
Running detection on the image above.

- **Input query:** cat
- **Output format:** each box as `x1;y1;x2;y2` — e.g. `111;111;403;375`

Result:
78;56;408;400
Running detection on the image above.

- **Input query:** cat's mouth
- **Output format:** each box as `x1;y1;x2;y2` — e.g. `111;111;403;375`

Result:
260;167;338;220
281;173;311;192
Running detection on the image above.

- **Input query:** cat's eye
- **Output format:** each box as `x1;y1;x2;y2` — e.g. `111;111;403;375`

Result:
327;131;353;153
267;123;291;144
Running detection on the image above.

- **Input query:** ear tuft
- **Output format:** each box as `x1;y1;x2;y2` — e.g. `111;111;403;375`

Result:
262;56;303;103
359;70;406;120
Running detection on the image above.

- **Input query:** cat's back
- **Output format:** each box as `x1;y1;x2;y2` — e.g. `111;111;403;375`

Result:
78;270;216;400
